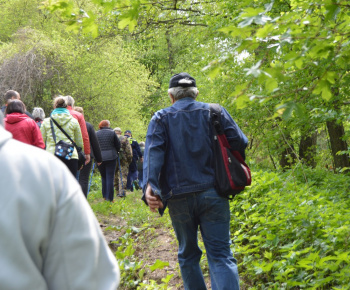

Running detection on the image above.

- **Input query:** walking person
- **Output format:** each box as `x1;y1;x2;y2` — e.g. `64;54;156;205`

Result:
0;111;120;290
40;96;84;177
4;100;45;149
65;95;91;166
124;130;143;191
113;127;133;198
74;106;103;198
1;90;34;119
143;73;248;290
137;141;145;189
96;120;120;202
32;107;45;128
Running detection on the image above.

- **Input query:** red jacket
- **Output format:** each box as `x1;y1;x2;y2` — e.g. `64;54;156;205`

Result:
67;106;91;154
4;113;45;149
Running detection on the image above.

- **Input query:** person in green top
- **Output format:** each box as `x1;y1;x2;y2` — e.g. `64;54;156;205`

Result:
41;96;84;176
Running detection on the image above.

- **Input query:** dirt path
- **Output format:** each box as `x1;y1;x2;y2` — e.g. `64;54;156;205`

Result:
98;213;184;289
93;189;212;289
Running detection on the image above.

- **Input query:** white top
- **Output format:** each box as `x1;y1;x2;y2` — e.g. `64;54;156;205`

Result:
0;126;120;290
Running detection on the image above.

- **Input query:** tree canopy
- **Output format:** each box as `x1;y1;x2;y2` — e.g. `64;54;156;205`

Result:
1;0;350;167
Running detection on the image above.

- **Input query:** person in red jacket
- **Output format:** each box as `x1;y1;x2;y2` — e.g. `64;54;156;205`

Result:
4;100;45;149
65;95;91;165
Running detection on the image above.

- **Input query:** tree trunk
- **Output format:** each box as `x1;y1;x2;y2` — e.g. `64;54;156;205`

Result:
326;120;350;171
299;131;317;168
279;135;297;169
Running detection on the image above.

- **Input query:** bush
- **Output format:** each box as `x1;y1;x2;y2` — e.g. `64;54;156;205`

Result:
231;168;350;289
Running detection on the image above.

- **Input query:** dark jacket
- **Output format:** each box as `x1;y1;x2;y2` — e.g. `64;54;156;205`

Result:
137;146;145;171
96;127;120;161
86;122;102;163
126;137;142;173
143;98;248;211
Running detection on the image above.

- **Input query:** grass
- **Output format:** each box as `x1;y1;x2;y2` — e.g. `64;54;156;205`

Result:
86;166;350;289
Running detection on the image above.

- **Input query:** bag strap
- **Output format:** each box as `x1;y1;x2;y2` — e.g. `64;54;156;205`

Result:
209;103;224;135
50;117;78;150
210;104;248;165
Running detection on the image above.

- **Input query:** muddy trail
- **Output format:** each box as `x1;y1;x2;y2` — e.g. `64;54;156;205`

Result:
97;211;184;289
94;190;212;289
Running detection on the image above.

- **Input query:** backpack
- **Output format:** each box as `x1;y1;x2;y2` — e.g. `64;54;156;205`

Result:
210;104;251;199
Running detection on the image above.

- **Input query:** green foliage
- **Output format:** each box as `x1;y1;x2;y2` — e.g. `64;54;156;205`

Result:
137;274;174;290
35;0;350;169
218;0;350;109
149;260;169;272
114;230;145;288
0;28;75;112
231;168;350;288
89;165;350;288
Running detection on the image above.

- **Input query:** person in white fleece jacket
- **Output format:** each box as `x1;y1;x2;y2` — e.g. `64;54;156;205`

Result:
0;111;120;290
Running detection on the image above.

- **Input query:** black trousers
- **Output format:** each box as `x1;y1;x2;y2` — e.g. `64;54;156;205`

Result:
98;159;117;201
60;158;79;177
79;158;94;198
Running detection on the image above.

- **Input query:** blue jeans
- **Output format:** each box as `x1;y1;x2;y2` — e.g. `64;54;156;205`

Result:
98;159;117;201
126;170;138;192
167;188;240;290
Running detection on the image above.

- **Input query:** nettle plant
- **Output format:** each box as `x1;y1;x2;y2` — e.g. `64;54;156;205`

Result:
230;168;350;289
111;226;173;289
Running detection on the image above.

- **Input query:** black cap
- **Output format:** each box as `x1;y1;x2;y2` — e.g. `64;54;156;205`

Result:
169;73;196;88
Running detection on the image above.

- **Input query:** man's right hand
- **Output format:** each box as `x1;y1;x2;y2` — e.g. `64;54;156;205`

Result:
145;184;164;213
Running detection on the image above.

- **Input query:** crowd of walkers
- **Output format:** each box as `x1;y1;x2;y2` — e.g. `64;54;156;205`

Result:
2;72;248;289
1;90;144;202
0;108;120;290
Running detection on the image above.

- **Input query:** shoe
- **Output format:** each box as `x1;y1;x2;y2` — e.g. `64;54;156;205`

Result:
133;180;140;190
117;191;126;198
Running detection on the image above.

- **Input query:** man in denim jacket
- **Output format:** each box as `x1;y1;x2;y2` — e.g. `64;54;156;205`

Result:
142;72;248;290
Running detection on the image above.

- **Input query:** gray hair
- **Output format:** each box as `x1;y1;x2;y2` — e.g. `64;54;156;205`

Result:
65;95;75;107
53;96;67;108
114;127;122;133
168;86;199;101
0;111;3;126
32;107;45;120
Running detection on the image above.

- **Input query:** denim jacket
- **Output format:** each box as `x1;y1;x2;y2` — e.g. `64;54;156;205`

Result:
142;98;248;213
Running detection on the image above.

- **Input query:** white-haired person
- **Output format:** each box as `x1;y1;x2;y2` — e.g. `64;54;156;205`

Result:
0;110;120;289
65;95;91;165
32;107;45;128
143;72;248;290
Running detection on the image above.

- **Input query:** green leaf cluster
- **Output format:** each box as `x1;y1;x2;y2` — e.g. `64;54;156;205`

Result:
231;167;350;288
